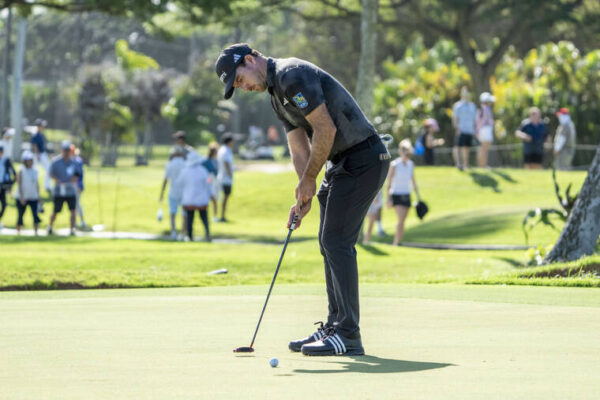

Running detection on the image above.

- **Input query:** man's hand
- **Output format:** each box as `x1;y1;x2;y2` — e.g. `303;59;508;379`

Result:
295;176;316;211
287;204;308;230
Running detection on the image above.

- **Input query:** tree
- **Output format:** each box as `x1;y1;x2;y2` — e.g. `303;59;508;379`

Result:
355;0;378;118
545;146;600;263
280;0;598;96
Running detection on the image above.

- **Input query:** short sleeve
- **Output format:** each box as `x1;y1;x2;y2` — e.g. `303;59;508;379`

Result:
280;67;325;116
519;119;530;133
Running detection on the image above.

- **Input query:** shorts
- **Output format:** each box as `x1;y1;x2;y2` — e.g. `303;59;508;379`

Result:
391;194;411;208
458;133;474;147
222;184;232;196
53;195;76;213
478;126;494;143
524;153;543;164
168;194;184;216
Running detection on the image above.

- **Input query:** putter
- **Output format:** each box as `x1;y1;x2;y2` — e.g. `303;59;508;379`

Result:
234;214;299;353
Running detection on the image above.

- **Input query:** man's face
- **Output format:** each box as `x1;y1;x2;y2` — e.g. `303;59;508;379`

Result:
530;110;541;124
175;138;184;146
37;125;44;132
62;149;70;159
233;56;266;93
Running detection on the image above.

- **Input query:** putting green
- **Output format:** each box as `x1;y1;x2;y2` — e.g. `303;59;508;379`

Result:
1;285;599;400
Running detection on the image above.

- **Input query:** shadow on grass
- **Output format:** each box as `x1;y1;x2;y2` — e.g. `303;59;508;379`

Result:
293;355;453;374
468;171;500;192
404;211;521;243
490;169;518;183
495;257;526;268
357;243;389;256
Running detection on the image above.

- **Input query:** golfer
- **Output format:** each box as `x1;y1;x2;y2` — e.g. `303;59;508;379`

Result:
216;44;390;356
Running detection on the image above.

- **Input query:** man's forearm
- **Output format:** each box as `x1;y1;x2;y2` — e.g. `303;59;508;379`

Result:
302;128;335;180
290;145;310;179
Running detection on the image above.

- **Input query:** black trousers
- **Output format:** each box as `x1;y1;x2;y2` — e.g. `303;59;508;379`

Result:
0;188;6;220
317;138;390;337
16;199;41;226
186;208;209;239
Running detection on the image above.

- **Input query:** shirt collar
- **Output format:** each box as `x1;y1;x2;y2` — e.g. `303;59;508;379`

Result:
266;57;276;94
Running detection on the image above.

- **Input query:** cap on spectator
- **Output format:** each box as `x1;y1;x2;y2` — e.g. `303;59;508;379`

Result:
423;118;439;132
34;118;47;127
479;92;496;103
556;107;570;116
221;133;233;144
2;127;14;137
172;130;186;140
61;140;72;150
22;150;34;161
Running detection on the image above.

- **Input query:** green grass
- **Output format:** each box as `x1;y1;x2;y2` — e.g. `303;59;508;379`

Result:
0;162;595;290
1;285;599;400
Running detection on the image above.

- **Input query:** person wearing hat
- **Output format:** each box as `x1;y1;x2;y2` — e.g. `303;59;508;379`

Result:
0;144;16;229
216;43;390;356
553;108;576;170
216;133;234;222
1;127;15;160
15;150;41;235
476;92;496;168
176;151;212;242
159;146;187;240
386;139;421;246
47;140;82;236
420;118;445;166
515;107;550;169
31;118;51;192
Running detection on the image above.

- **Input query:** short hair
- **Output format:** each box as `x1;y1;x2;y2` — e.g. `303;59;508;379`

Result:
529;107;541;116
221;133;233;144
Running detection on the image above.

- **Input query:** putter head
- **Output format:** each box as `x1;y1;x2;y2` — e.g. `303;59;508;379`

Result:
233;346;254;353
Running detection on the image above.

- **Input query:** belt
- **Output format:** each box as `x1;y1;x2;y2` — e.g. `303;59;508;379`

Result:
330;135;384;164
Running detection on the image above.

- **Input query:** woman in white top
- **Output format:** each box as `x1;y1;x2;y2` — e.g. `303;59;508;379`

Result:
15;150;41;234
387;139;421;246
476;92;495;168
177;152;212;242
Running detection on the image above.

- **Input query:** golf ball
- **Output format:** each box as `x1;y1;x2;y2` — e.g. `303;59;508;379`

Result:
269;358;279;368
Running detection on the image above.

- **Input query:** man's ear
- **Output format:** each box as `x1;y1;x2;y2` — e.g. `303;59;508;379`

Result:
244;54;255;65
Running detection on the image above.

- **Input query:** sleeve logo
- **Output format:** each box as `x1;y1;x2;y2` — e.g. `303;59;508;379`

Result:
292;92;308;109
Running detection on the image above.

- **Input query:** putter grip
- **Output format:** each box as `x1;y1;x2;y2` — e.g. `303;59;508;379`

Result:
290;214;299;230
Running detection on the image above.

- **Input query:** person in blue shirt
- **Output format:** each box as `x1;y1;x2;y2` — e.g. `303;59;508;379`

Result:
515;107;551;169
31;119;51;192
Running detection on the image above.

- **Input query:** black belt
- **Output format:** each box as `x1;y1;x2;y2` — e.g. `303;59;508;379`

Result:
330;135;384;164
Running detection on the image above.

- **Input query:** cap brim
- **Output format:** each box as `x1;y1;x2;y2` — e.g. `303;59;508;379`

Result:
223;73;236;99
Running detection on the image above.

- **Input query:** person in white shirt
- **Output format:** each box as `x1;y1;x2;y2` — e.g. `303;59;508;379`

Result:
387;139;421;246
15;151;41;235
216;134;234;222
159;147;187;240
1;127;14;160
177;152;212;242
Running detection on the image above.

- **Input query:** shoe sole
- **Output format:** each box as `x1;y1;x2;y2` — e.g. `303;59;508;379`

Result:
301;347;365;356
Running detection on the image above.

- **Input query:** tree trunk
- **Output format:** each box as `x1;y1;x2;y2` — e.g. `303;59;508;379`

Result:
0;7;12;127
355;0;378;119
10;17;26;162
545;146;600;263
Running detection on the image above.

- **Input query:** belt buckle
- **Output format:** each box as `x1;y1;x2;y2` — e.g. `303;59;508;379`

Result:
379;152;391;161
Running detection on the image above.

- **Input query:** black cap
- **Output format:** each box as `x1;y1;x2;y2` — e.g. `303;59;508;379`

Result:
172;130;186;140
34;118;47;127
215;43;253;99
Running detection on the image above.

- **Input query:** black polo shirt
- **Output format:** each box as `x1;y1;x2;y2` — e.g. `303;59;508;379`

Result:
266;57;377;160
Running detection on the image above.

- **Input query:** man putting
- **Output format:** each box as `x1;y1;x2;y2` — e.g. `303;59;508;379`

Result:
216;44;390;356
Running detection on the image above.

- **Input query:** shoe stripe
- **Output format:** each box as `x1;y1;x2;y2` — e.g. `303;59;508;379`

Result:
325;336;340;354
331;334;346;354
312;332;320;341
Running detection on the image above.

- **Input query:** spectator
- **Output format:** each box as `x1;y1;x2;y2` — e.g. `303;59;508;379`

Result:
452;87;477;170
553;108;576;170
421;118;445;166
0;144;16;229
70;145;87;229
387;139;421;246
48;140;82;236
15;151;41;235
31;118;51;192
217;133;234;222
159;147;187;240
204;142;220;222
172;131;195;159
1;127;14;160
177;152;211;242
476;92;496;168
515;107;550;169
363;134;394;244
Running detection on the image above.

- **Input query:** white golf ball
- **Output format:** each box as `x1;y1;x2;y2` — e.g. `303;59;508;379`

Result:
269;358;279;368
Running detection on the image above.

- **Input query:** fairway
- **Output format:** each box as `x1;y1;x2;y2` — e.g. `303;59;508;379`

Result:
1;285;598;400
